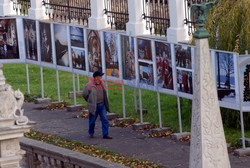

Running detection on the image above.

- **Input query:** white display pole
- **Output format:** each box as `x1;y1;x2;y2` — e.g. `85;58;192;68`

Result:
134;87;137;113
40;67;44;99
177;96;183;133
25;64;30;94
122;84;126;118
157;92;162;128
72;73;77;106
56;69;61;102
139;88;143;123
77;74;80;92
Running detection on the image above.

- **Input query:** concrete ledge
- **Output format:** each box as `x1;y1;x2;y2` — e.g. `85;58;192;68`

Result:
114;118;133;124
20;137;128;168
67;105;83;112
151;127;171;135
132;122;151;130
234;148;250;157
106;113;118;120
34;98;52;104
51;101;65;106
171;132;190;141
68;91;83;98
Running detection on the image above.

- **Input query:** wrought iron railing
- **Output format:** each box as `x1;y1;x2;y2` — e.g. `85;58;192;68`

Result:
184;0;214;35
142;0;170;36
11;0;31;16
104;0;129;30
42;0;91;25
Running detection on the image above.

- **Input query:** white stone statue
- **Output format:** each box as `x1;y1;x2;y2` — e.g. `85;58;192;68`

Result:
0;64;29;126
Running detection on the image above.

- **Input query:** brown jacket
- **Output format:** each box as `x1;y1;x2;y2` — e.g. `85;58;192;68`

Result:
82;81;110;114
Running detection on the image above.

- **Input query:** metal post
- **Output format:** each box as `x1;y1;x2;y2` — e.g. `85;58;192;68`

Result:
240;110;246;149
134;87;137;113
77;74;80;92
25;64;30;94
122;84;126;118
177;96;183;133
157;92;162;128
139;89;143;123
56;69;61;102
40;66;44;99
72;73;77;106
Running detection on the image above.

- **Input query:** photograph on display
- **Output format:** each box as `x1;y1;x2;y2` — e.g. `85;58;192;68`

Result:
121;35;135;80
54;24;69;67
72;48;86;70
242;64;250;102
87;29;102;72
155;41;173;90
0;19;19;59
215;52;236;102
40;22;52;63
23;19;37;61
175;45;192;69
137;38;152;61
70;26;84;48
139;62;154;86
177;70;193;94
104;32;119;78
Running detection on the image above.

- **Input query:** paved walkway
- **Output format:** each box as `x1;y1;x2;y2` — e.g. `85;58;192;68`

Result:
23;103;250;168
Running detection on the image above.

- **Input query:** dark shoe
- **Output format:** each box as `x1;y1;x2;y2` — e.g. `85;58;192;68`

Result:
103;135;113;139
89;134;94;138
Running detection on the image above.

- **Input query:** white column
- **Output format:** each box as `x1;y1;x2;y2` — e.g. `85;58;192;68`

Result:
88;0;108;30
0;0;15;16
167;0;188;43
189;38;230;168
28;0;47;20
126;0;149;36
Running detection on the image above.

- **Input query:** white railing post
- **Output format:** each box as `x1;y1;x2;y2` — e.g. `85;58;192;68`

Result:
0;0;15;16
167;0;188;43
28;0;47;20
88;0;108;30
126;0;149;36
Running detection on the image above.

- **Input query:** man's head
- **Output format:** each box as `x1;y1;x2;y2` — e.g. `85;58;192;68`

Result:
93;70;104;84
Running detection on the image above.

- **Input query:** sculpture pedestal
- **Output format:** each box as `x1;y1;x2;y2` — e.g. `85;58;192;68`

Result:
0;124;30;168
189;39;230;167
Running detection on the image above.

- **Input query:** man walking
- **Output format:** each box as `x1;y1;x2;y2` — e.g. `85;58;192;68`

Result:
83;70;112;139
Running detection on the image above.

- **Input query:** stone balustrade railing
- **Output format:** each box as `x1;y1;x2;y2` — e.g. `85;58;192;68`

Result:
20;137;127;168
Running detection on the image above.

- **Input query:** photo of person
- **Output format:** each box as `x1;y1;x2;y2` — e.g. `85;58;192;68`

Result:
23;19;37;61
139;62;154;86
70;26;84;48
177;70;193;94
40;22;52;63
104;32;119;78
87;29;102;72
155;41;173;90
54;24;69;67
72;48;86;70
215;52;236;102
175;45;192;69
137;38;152;61
0;19;19;59
121;35;135;80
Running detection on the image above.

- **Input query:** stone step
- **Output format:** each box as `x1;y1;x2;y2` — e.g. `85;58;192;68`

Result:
67;105;83;112
150;127;171;135
106;113;118;120
34;98;52;104
171;132;190;141
132;122;151;130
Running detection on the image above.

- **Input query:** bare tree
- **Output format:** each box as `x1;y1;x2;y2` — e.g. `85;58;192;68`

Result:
219;54;234;89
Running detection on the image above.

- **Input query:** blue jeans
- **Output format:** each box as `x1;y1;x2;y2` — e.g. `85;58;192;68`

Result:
88;103;109;137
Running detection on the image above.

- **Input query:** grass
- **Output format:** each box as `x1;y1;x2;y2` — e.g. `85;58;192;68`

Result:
3;63;250;146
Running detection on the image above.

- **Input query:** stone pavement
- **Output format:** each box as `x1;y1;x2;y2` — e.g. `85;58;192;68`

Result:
23;103;250;168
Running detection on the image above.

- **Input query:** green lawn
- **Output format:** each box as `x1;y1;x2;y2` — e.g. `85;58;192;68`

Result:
3;63;250;146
